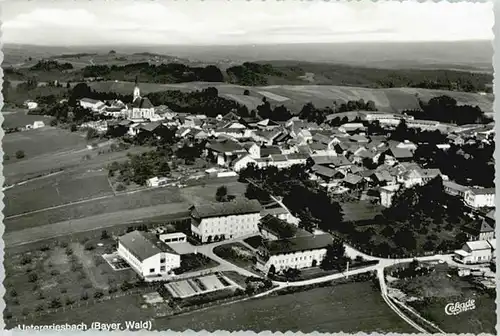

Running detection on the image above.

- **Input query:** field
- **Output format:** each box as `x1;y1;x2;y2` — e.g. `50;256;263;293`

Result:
392;266;496;334
155;281;414;333
179;180;247;205
3;236;141;325
3;126;87;164
4;170;114;217
4;186;188;233
89;81;494;114
2;110;54;129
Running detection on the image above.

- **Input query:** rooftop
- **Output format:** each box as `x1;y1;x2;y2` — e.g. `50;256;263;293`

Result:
264;233;332;256
191;199;262;219
118;230;177;262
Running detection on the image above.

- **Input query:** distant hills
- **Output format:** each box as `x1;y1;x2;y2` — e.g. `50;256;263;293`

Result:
4;40;493;72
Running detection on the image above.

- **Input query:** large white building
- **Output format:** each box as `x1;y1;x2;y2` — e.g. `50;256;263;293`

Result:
464;188;495;208
256;233;332;274
118;230;181;281
79;98;105;112
190;199;262;243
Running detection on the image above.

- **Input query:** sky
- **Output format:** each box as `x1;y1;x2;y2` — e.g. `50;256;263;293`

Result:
2;0;494;46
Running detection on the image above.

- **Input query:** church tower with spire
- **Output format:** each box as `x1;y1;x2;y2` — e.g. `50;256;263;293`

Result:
133;76;141;102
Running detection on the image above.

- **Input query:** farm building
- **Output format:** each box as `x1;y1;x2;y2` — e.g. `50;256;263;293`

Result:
117;230;181;281
190;199;262;243
159;232;187;244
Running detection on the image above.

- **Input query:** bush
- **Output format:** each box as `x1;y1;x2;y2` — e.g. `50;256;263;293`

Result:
84;243;95;251
50;269;60;276
81;292;89;301
15;150;25;159
50;119;58;126
116;184;126;192
4;311;12;319
49;298;62;309
28;273;38;283
101;230;110;240
70;124;77;132
60;287;67;294
35;304;44;312
108;286;117;294
37;292;45;300
94;291;104;299
10;289;17;297
65;297;75;306
65;247;73;255
21;255;32;265
60;241;69;248
40;245;51;252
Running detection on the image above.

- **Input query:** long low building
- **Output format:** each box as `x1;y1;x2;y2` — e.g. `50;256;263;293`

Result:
190;199;262;243
118;230;181;280
256;233;332;274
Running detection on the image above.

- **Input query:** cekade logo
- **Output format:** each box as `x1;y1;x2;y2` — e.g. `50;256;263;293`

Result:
445;299;476;316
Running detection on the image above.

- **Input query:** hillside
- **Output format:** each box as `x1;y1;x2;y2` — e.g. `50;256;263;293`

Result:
89;81;494;114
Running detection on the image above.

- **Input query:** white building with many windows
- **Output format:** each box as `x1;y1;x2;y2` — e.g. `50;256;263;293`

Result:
190;199;262;243
256;233;332;273
117;230;181;281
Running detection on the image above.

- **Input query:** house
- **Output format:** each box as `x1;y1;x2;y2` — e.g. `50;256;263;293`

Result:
342;174;365;190
384;147;414;163
232;155;257;172
24;100;38;110
261;206;300;225
464;188;495;208
190;199;262;243
419;169;443;184
380;184;401;207
33;121;45;129
453;239;496;264
397;140;417;151
206;139;246;167
297;129;313;144
80;98;105;112
147;176;170;187
117;230;181;280
80;120;108;133
443;181;469;198
397;169;423;188
311;164;344;183
256;233;332;274
463;220;495;242
339;123;366;133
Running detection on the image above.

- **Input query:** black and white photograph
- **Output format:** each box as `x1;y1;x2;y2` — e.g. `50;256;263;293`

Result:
1;0;497;334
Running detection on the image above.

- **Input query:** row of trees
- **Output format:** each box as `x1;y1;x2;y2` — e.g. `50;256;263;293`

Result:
298;99;377;125
82;62;224;83
404;95;492;125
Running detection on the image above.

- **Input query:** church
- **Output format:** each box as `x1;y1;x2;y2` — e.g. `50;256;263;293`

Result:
127;79;155;121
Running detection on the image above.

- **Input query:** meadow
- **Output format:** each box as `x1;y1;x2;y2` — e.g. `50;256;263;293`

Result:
89;81;494;114
155;281;415;333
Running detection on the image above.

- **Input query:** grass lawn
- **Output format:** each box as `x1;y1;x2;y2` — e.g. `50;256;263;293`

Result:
5;186;187;233
392;265;496;334
154;281;415;333
2;111;54;129
4;237;141;325
4;170;114;216
3;127;87;163
179;180;247;205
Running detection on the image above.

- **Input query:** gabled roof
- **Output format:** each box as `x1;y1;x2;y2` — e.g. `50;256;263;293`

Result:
343;173;364;185
80;98;102;105
264;233;332;256
468;188;495;196
207;139;244;153
118;230;177;262
271;154;288;162
139;121;164;132
386;147;414;159
191;199;262;219
466;240;493;251
312;164;343;178
260;145;282;157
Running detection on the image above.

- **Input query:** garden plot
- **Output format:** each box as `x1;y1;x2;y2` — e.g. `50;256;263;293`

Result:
165;274;238;299
102;253;131;271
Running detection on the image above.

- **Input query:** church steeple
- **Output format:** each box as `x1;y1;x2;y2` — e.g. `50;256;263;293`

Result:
133;76;141;101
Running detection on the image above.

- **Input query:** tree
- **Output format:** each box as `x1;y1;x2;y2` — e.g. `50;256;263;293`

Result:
215;185;229;202
15;150;25;159
243;89;250;96
320;240;347;271
86;128;99;140
70;124;77;132
268;264;276;276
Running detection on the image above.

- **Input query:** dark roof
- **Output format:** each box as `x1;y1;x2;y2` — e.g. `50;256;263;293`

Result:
343;174;364;185
207;139;244;153
469;188;495;196
386;147;414;159
260;145;282;157
271;154;288;162
132;97;154;109
264;233;332;255
139;121;165;132
191;199;262;219
312;164;342;178
260;214;297;239
80;98;101;104
118;230;177;262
